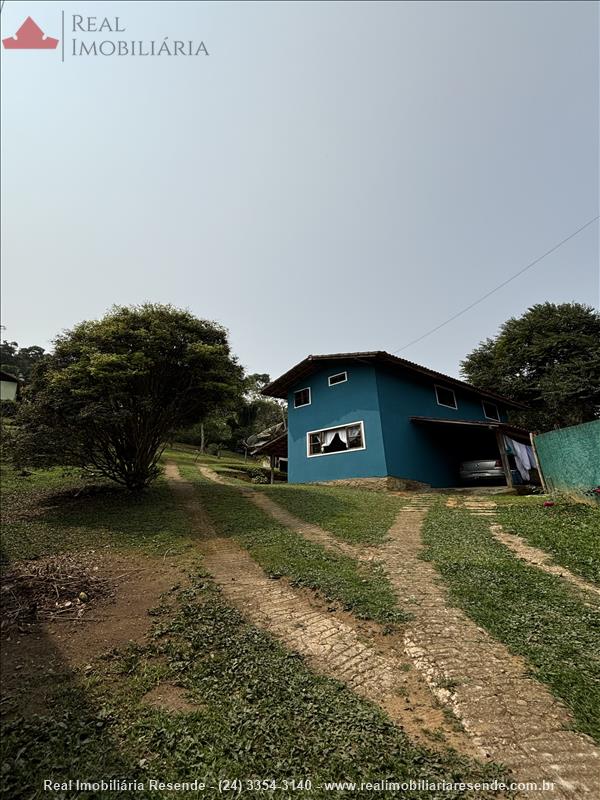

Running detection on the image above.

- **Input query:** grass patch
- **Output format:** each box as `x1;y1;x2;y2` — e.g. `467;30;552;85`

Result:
494;497;600;585
257;483;403;546
422;503;600;742
179;462;406;625
1;463;193;565
1;456;505;796
178;449;403;545
1;575;504;799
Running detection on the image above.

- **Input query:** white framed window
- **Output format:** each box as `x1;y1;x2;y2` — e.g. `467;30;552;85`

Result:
307;420;366;458
294;387;311;408
435;384;457;410
482;400;500;421
328;371;348;386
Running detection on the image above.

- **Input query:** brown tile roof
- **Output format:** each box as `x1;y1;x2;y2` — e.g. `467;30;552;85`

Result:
262;351;527;409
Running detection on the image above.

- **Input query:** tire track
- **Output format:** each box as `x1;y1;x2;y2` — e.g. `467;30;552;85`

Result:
380;505;600;799
464;499;600;598
197;469;600;797
199;465;359;557
165;462;477;753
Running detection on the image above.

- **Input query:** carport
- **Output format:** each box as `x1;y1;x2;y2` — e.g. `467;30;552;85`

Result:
410;417;534;488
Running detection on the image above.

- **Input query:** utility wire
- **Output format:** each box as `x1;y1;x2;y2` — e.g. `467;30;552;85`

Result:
393;214;599;353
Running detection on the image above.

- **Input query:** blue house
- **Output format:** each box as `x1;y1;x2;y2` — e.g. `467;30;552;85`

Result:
261;351;529;488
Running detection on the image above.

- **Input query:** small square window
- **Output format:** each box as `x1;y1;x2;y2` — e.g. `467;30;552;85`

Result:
294;387;311;408
328;372;348;386
435;385;457;410
482;401;500;421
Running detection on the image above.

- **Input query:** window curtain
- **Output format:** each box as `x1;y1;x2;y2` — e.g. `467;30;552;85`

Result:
324;428;347;446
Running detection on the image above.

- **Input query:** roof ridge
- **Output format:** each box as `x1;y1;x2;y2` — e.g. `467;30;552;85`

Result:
263;350;527;409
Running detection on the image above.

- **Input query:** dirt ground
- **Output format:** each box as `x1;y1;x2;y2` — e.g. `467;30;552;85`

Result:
1;549;191;713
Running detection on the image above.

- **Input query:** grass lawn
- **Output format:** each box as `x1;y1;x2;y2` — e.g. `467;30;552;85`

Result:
172;448;403;546
422;503;600;742
1;461;504;798
168;445;281;485
257;483;403;546
2;574;505;800
493;496;600;585
1;464;194;564
178;460;407;625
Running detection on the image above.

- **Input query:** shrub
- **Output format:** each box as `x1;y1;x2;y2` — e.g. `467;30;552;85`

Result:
250;468;269;484
0;400;17;419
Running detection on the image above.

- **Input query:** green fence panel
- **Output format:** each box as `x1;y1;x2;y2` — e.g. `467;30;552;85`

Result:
534;420;600;502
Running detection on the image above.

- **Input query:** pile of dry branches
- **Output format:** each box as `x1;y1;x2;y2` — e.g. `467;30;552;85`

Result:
1;554;111;628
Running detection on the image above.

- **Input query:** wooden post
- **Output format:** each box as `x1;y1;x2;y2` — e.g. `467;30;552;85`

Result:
495;428;513;488
530;432;547;493
270;455;275;485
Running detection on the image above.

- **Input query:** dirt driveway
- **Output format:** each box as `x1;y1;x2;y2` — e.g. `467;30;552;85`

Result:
185;465;600;800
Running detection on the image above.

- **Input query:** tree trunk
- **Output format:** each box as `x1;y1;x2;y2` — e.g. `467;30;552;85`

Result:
200;422;205;454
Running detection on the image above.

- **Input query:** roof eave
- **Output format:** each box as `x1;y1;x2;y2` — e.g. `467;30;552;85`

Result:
410;416;531;438
251;432;288;456
262;352;528;410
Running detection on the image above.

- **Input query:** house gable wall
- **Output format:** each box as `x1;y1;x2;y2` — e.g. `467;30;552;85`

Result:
285;359;511;488
287;362;387;484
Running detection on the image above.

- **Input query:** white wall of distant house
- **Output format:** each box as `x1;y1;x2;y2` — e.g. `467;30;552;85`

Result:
0;380;17;402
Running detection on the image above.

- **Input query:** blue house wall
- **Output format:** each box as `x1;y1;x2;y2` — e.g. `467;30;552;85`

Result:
287;362;387;484
375;367;508;487
287;361;510;487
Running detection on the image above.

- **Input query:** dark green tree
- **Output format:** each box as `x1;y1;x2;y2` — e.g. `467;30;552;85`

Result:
461;302;600;431
1;340;46;379
172;374;284;454
12;304;243;490
232;373;286;454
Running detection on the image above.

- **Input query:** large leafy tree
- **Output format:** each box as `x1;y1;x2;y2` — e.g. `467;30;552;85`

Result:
12;305;243;490
461;302;600;431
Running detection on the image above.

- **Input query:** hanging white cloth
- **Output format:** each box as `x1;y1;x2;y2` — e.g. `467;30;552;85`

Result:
506;436;532;482
324;428;348;447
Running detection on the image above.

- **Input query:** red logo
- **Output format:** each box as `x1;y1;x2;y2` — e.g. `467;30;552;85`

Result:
2;17;59;49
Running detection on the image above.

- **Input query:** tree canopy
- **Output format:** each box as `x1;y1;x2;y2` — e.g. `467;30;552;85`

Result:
234;373;285;452
12;305;243;489
1;340;46;380
174;372;285;453
461;302;600;431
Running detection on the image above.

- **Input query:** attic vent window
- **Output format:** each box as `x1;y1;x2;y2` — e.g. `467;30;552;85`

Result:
482;400;500;421
435;385;457;410
328;372;348;386
294;387;311;408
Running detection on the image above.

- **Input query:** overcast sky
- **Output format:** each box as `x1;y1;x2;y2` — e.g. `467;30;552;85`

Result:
1;0;598;380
